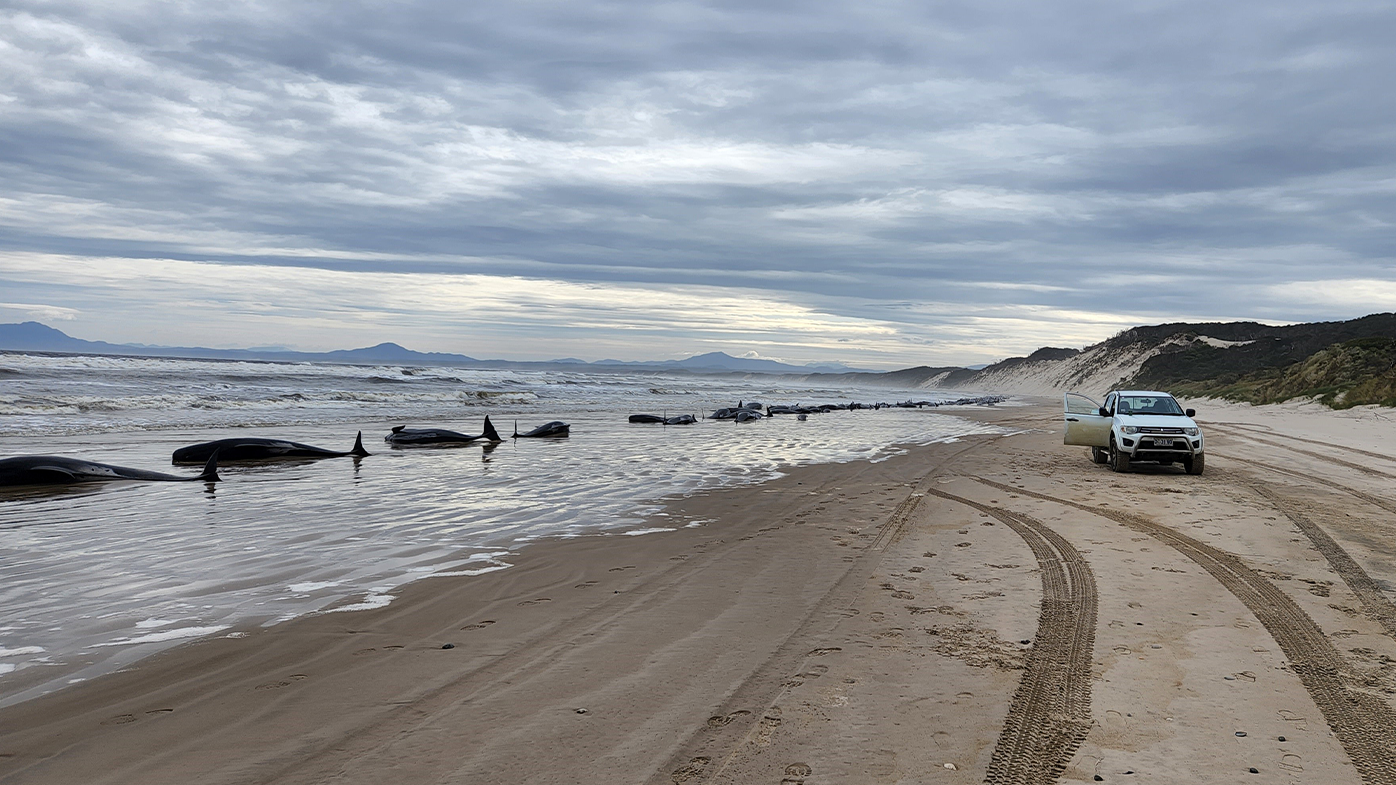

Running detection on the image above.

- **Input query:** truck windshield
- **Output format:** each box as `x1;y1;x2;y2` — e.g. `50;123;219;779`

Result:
1117;395;1185;415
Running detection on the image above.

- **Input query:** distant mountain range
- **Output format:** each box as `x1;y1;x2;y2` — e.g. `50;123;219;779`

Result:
0;322;869;375
9;316;1396;406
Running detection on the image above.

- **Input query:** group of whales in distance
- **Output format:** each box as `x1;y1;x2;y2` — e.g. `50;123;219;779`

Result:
626;395;1009;425
5;395;1007;488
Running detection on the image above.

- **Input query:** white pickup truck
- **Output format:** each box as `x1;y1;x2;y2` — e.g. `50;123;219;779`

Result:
1064;390;1205;475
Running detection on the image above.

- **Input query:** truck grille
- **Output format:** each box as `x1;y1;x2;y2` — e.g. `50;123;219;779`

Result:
1139;427;1184;434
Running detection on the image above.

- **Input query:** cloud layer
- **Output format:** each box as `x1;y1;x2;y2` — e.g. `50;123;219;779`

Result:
2;1;1393;366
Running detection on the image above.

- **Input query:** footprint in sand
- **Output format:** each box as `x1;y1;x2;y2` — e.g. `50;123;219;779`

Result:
670;756;710;783
574;581;599;588
796;664;828;679
808;647;842;656
461;620;496;630
705;710;751;728
517;598;553;606
145;708;174;715
100;714;137;726
891;591;915;600
608;565;637;572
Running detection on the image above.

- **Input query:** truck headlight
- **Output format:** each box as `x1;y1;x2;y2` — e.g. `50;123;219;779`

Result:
1184;427;1199;436
1122;425;1138;434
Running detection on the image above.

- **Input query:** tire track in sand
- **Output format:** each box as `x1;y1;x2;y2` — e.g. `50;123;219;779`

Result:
1245;482;1396;640
1209;426;1396;480
1224;455;1396;516
927;488;1097;785
970;476;1396;785
1211;422;1396;466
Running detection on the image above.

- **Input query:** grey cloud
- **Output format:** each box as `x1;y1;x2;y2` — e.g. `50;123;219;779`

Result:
2;0;1395;362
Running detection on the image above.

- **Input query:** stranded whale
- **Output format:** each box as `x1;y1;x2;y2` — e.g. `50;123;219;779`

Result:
513;420;570;438
173;432;369;464
2;451;221;486
385;416;503;446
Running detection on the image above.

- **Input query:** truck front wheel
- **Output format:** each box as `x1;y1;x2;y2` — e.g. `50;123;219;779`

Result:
1184;454;1205;475
1110;439;1130;473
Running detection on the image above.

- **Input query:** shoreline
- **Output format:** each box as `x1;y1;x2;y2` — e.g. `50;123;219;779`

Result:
0;405;1005;710
4;401;1396;783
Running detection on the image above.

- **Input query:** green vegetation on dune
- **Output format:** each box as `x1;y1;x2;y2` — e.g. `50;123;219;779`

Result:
1145;336;1396;409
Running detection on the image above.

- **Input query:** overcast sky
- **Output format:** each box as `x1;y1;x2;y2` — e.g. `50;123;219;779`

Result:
1;1;1393;368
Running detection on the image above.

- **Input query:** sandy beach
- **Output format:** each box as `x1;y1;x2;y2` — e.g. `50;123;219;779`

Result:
3;399;1396;784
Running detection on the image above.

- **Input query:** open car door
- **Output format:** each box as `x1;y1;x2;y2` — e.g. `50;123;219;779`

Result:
1064;392;1111;447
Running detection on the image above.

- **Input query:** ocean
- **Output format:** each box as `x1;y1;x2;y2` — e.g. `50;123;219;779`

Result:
0;351;1005;706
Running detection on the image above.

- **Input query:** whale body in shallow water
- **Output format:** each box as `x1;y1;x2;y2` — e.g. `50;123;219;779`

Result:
385;416;502;446
1;452;221;486
173;432;369;464
513;420;570;438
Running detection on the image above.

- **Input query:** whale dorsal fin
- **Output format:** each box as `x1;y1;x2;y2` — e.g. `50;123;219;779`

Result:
391;425;406;433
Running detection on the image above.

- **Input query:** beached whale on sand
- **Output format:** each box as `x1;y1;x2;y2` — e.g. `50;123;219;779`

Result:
385;416;503;446
173;433;369;464
628;414;666;424
513;420;570;438
2;451;221;486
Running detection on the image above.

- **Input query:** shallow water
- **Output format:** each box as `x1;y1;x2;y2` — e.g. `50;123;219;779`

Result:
0;352;1005;705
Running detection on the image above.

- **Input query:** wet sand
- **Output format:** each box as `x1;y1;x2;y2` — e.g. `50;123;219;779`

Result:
3;400;1396;784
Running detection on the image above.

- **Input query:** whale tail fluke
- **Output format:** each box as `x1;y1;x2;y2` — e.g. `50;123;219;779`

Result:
350;431;371;457
512;419;520;439
198;449;222;483
483;416;502;442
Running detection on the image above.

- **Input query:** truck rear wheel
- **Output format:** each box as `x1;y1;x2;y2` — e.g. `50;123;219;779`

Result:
1185;454;1205;475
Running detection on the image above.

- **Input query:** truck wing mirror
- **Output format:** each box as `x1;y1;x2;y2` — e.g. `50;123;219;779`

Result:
1099;407;1110;417
1185;408;1196;418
